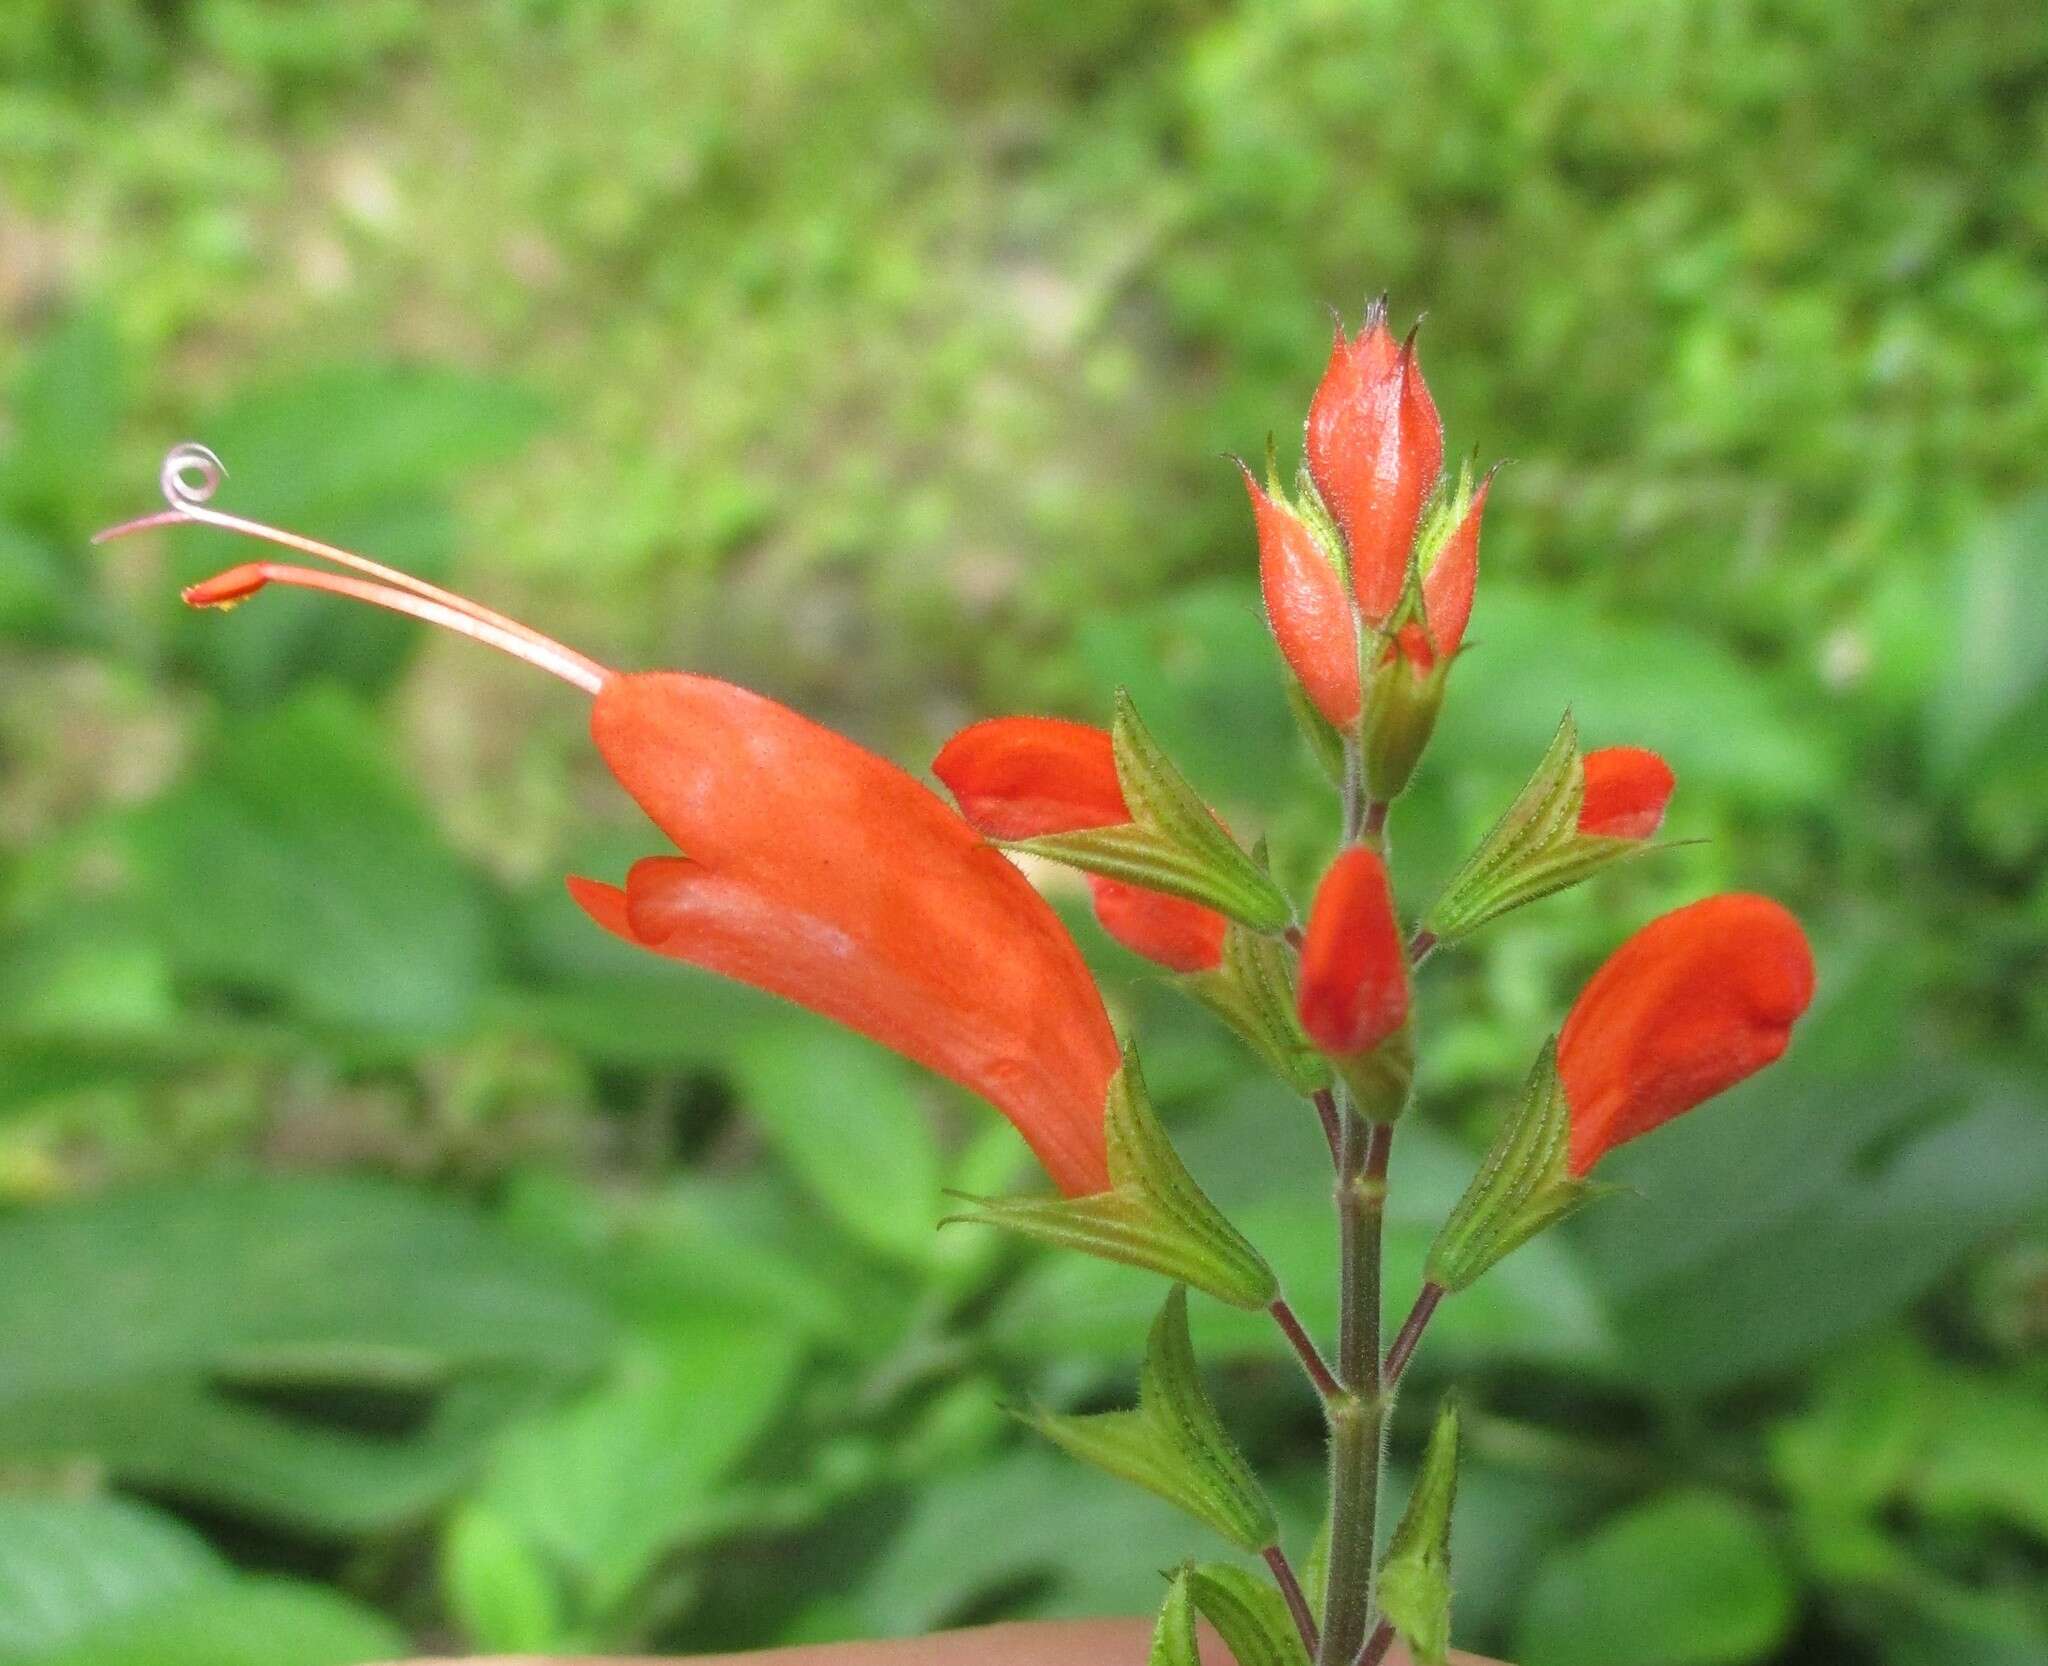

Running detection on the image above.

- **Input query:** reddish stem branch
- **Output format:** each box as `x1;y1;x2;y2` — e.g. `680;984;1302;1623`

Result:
1356;1619;1396;1666
1270;1296;1342;1403
1265;1545;1322;1658
1311;1087;1342;1163
1382;1282;1445;1390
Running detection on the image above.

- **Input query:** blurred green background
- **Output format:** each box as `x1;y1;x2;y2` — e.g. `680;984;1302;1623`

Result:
2;3;2045;1663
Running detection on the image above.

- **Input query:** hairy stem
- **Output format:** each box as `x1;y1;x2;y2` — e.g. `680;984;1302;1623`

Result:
1265;1545;1322;1658
1318;1111;1393;1664
1271;1296;1342;1403
1382;1282;1445;1391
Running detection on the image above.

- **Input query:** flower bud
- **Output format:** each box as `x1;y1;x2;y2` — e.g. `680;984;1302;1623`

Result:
1243;465;1359;729
1306;301;1443;624
1577;746;1676;839
1559;893;1816;1174
1297;846;1409;1056
1087;875;1227;974
1297;846;1414;1118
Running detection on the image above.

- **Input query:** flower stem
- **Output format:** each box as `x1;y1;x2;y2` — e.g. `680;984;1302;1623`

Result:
1270;1296;1341;1403
1318;1110;1392;1664
1265;1545;1322;1658
1382;1282;1445;1391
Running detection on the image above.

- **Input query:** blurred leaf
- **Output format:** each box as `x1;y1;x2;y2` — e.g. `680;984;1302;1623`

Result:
1436;583;1839;811
1926;497;2048;781
477;1311;804;1621
0;1496;217;1661
1518;1492;1796;1666
734;1022;945;1266
0;1175;609;1531
0;1493;402;1666
33;1577;405;1666
442;1502;566;1653
853;1448;1241;1634
125;688;489;1035
1;312;122;530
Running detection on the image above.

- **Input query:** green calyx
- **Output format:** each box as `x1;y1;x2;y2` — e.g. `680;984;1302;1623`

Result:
1426;1040;1612;1291
1010;690;1293;932
1021;1286;1279;1554
1360;644;1453;803
948;1044;1278;1308
1149;1571;1203;1666
1184;1562;1311;1666
1331;1020;1416;1123
1180;923;1332;1096
1377;1395;1463;1666
1422;711;1657;946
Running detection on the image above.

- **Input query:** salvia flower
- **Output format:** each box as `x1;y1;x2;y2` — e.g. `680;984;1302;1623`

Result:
102;447;1121;1197
933;715;1230;973
1558;892;1816;1175
1577;746;1677;840
1306;298;1443;623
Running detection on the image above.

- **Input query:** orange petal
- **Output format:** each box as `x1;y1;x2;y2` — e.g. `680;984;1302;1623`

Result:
1086;874;1227;974
1296;846;1410;1056
1306;304;1444;623
1243;466;1360;728
1578;747;1675;840
1559;893;1816;1175
932;716;1129;840
582;673;1120;1196
1415;469;1490;664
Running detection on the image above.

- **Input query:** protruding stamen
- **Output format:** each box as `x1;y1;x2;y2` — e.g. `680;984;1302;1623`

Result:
180;561;609;694
96;444;613;695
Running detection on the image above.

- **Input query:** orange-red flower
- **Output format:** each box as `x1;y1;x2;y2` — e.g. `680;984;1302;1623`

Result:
1296;846;1409;1056
574;677;1123;1195
934;716;1228;974
1578;747;1675;840
1243;466;1360;728
116;467;1123;1198
1558;893;1815;1175
1306;300;1443;623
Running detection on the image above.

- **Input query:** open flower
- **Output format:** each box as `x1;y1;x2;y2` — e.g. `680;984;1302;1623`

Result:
1578;746;1676;839
1296;845;1409;1057
1307;299;1443;623
1558;893;1815;1174
933;716;1229;974
105;449;1121;1196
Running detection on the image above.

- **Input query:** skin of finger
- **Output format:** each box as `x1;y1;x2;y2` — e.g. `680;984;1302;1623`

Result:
393;1616;1502;1666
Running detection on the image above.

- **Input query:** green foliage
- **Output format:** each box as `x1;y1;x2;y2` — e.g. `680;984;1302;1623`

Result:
2;0;2044;1659
0;1496;402;1666
1518;1492;1796;1666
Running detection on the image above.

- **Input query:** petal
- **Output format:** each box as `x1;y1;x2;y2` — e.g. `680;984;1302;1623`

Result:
1306;306;1444;623
1244;466;1360;728
1416;470;1490;663
585;673;1120;1196
1559;893;1816;1175
1296;846;1410;1056
932;716;1129;839
1578;747;1676;840
1086;874;1227;974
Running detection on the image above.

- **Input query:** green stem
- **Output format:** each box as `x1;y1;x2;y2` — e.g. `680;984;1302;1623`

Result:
1318;1110;1392;1664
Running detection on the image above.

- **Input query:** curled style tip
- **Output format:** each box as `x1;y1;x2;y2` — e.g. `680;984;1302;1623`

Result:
95;444;614;695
